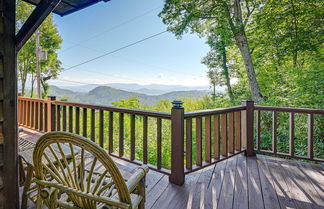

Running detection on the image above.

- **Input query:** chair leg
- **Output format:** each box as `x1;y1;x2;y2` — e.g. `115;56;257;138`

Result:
18;156;26;186
21;165;33;209
137;178;146;209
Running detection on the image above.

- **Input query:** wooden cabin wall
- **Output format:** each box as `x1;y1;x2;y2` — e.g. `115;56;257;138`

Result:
0;0;19;208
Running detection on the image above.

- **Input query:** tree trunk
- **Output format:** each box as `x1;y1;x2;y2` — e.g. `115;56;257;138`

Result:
234;32;263;102
30;73;35;98
223;0;263;102
212;83;216;101
221;47;234;102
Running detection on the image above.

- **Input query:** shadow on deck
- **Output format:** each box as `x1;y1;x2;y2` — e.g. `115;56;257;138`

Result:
20;128;324;209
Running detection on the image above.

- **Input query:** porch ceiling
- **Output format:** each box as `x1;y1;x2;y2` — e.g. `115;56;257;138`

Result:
22;0;111;16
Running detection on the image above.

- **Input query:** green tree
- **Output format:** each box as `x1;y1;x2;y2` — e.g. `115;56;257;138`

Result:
159;0;263;101
16;0;62;98
248;0;323;108
202;29;234;102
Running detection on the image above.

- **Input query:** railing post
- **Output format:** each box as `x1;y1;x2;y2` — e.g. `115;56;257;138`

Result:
241;100;255;156
48;96;56;131
169;100;185;185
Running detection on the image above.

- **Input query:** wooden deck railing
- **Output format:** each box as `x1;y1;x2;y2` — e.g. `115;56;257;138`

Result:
253;105;324;162
18;96;324;185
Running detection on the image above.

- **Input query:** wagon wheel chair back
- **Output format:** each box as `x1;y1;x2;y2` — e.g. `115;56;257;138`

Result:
32;131;149;209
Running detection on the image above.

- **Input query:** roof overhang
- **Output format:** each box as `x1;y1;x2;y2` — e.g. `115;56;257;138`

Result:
22;0;111;17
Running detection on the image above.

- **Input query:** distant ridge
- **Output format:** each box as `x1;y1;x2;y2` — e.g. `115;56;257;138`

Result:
50;85;209;106
59;83;211;95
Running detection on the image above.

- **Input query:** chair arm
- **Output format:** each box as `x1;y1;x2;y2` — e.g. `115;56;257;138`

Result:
33;178;130;209
126;165;149;193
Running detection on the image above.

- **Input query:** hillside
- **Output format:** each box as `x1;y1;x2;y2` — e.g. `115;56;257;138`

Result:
50;85;208;106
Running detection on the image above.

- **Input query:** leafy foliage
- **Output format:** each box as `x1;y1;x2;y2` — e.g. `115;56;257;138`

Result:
16;0;62;98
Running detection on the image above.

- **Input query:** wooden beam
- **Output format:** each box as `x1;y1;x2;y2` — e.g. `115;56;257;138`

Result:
1;0;19;207
15;0;61;51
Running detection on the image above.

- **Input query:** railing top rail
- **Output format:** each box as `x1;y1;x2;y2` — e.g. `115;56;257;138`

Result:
52;100;172;119
18;96;49;102
184;105;246;119
254;105;324;114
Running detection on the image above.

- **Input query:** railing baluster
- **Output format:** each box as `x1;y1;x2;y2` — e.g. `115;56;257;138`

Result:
25;100;28;126
228;112;234;154
28;100;31;127
17;99;21;124
289;113;295;156
50;102;56;131
35;102;39;130
91;109;95;142
256;110;261;151
196;117;202;166
143;116;148;164
62;105;67;131
22;100;24;125
186;118;192;170
272;111;277;153
157;118;162;169
213;115;220;159
308;114;314;159
40;102;44;131
221;114;227;157
56;105;61;131
205;116;211;163
69;106;73;133
31;101;35;129
108;112;113;154
75;107;80;134
99;110;104;147
44;102;48;132
82;108;87;137
33;101;37;129
130;114;135;161
235;111;241;151
119;112;124;157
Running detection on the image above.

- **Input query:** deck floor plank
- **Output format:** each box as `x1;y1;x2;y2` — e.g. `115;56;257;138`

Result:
19;129;324;209
256;155;280;209
192;165;215;209
274;158;314;209
218;156;237;209
247;156;265;209
205;159;228;209
281;160;324;209
264;156;298;209
297;161;324;200
233;154;248;209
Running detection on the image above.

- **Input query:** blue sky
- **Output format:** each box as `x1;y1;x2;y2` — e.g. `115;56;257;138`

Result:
49;0;210;87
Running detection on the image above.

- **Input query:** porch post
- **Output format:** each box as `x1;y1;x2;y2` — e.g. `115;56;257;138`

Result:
241;100;255;156
0;0;19;207
169;101;185;185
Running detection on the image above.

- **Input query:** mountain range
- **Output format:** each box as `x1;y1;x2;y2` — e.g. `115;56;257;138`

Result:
49;85;210;106
59;83;211;95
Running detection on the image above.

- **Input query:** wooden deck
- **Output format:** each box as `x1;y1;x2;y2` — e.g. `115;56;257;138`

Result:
20;129;324;209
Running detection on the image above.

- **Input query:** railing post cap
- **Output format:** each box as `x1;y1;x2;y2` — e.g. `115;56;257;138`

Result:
241;100;254;105
48;96;56;101
172;100;183;109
